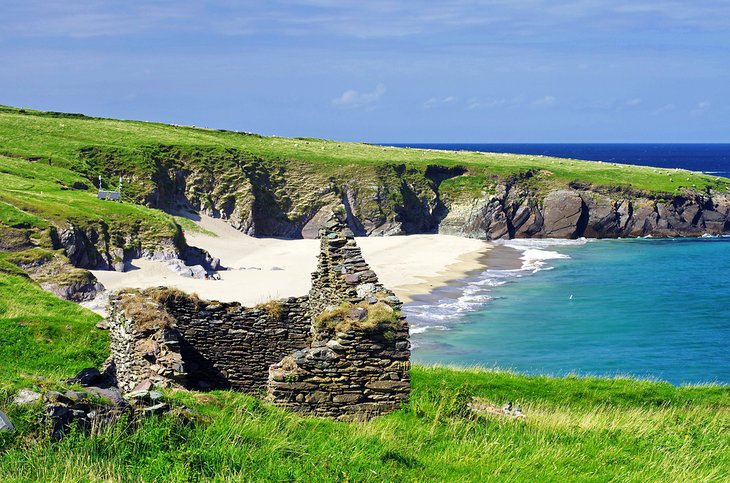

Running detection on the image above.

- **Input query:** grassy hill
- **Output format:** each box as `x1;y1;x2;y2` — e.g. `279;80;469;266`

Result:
1;104;728;198
0;284;728;480
2;103;729;244
1;105;729;480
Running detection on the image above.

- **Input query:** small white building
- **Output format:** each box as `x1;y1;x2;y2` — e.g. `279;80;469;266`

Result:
97;190;121;201
97;176;122;201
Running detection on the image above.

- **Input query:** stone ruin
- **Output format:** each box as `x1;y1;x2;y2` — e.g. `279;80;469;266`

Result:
105;214;411;420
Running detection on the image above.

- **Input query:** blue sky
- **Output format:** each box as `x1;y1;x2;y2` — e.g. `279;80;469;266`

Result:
2;1;729;142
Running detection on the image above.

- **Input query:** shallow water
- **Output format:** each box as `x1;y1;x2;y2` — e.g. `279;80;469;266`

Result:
406;237;730;385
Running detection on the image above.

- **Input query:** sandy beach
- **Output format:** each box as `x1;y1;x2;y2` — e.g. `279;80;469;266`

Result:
90;215;490;312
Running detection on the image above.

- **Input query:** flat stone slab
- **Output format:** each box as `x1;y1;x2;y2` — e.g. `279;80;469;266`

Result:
13;388;42;405
0;410;14;432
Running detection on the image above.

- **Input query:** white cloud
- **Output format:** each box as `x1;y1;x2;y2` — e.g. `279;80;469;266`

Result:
691;100;710;115
652;103;676;115
332;84;385;109
624;97;642;106
423;95;457;109
466;98;508;110
531;95;556;108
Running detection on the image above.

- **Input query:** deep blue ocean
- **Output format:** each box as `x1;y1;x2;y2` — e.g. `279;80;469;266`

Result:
392;144;730;385
387;143;730;178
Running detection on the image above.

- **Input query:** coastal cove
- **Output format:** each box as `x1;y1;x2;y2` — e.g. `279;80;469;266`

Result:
4;2;730;477
407;236;730;386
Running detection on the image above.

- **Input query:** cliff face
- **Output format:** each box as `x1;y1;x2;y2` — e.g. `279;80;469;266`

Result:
79;146;730;241
439;183;730;240
184;173;730;240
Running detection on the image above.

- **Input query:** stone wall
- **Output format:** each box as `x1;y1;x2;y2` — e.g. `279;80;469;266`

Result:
164;296;310;390
107;293;187;392
107;291;310;392
106;212;411;420
267;216;411;421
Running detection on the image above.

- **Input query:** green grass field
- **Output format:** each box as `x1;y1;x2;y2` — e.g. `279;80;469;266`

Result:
2;104;728;198
0;153;179;249
0;273;728;481
1;105;729;480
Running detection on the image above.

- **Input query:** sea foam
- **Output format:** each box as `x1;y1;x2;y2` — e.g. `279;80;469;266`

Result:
405;238;582;335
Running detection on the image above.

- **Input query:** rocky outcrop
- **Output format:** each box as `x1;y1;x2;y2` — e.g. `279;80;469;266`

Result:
7;250;104;302
78;144;730;241
80;147;453;239
439;184;730;240
54;222;181;271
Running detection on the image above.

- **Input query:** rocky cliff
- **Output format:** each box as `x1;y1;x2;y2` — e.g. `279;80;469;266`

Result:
439;182;730;239
81;146;730;240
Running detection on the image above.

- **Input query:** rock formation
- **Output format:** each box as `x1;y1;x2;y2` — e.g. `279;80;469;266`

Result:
439;184;730;240
81;145;730;241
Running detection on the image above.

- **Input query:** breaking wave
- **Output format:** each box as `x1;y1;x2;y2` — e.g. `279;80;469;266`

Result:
405;238;586;337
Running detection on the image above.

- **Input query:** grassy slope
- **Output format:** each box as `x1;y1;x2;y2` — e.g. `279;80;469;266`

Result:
0;154;179;249
1;106;729;480
1;104;729;198
0;270;105;385
0;279;728;480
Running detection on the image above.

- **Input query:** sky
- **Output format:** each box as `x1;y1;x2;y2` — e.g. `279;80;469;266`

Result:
1;1;729;142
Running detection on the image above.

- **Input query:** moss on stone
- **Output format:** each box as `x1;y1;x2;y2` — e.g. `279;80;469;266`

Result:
118;291;176;333
315;301;400;333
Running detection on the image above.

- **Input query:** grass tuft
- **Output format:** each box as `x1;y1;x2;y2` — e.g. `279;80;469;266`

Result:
315;301;400;333
118;291;175;332
256;299;284;321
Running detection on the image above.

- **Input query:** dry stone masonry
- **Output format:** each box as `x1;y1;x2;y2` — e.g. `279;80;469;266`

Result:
267;217;410;420
106;213;411;420
107;291;311;393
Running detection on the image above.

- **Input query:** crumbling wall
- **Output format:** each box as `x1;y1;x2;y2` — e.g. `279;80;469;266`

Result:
107;292;187;392
267;216;411;421
164;296;310;390
106;212;411;420
107;291;310;392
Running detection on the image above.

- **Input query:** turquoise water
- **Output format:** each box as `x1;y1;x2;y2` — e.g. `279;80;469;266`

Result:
407;237;730;385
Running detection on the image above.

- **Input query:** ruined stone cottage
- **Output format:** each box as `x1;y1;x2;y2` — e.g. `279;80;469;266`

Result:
105;215;411;420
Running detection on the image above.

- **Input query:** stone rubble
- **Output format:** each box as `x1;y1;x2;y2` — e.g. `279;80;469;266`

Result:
7;368;195;440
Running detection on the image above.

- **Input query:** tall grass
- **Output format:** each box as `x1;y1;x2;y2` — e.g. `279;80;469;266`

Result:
1;369;728;481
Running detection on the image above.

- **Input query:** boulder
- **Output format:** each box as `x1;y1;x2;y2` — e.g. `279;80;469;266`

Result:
13;389;42;405
68;367;102;387
167;259;208;279
0;410;14;433
85;386;127;407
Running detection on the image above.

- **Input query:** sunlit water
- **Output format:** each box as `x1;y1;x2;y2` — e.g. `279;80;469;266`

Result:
406;237;730;385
